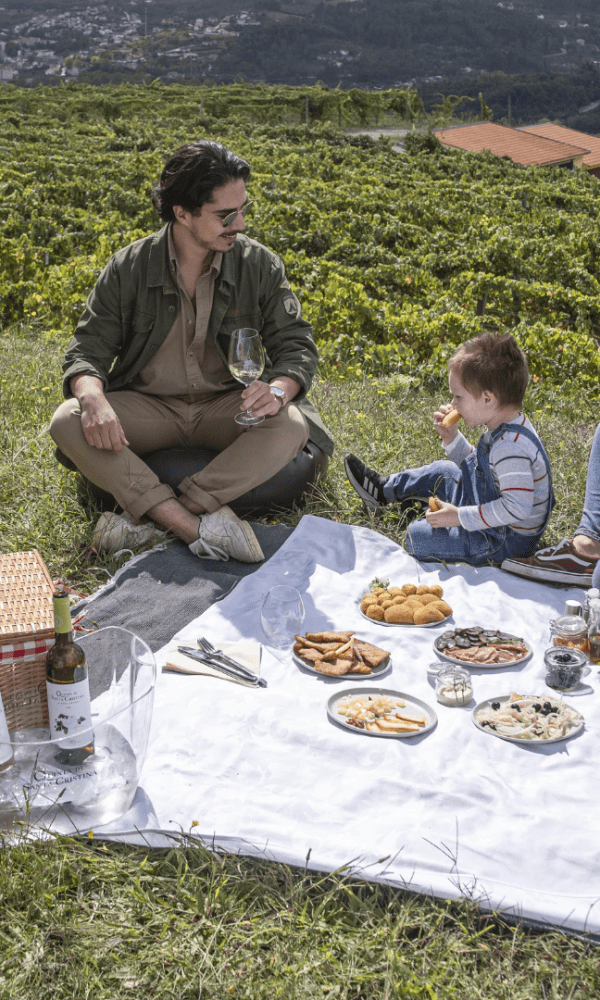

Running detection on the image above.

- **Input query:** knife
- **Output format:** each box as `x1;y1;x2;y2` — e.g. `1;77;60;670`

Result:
177;646;267;687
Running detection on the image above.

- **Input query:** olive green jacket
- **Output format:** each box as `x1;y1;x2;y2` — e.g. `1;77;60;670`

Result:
62;226;333;455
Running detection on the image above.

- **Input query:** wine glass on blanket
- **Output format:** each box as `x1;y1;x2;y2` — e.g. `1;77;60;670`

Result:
261;586;305;651
227;328;266;427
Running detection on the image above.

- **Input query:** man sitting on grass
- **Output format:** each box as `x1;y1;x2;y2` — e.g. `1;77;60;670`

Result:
50;140;331;562
345;332;555;568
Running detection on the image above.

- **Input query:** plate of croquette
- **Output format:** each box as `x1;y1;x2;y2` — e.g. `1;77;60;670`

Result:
359;582;453;628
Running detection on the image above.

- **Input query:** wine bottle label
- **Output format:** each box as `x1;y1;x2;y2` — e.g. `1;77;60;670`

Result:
0;694;12;767
46;676;93;749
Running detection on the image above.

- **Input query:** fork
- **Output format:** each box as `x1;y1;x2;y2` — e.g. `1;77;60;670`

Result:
197;636;266;686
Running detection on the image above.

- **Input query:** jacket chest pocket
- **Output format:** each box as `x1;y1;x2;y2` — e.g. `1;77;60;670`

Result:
221;310;264;335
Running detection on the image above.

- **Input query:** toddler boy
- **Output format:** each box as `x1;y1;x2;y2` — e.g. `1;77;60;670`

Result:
344;332;554;566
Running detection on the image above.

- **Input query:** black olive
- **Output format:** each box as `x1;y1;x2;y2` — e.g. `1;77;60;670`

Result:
555;652;574;664
511;704;521;712
491;702;501;710
532;703;541;711
543;702;552;711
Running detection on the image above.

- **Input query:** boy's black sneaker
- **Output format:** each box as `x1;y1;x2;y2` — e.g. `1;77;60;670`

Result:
344;454;391;511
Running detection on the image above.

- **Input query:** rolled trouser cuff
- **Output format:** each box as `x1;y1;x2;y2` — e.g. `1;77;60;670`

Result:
124;483;177;522
178;478;221;514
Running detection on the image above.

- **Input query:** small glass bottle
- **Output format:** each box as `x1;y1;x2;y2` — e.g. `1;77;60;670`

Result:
583;588;600;624
0;692;14;771
587;599;600;665
549;614;589;654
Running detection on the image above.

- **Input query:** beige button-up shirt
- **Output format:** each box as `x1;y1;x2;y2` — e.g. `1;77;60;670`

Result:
133;228;234;402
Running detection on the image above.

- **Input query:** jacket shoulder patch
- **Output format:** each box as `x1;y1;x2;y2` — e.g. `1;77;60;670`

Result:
283;294;301;317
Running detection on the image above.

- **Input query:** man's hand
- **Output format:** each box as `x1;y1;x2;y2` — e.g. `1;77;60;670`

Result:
70;375;129;451
434;404;460;446
425;500;461;528
240;376;300;419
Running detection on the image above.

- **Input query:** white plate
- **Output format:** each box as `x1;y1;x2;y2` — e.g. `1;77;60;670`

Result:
472;695;584;746
433;630;532;668
292;648;391;680
359;606;452;629
327;687;437;739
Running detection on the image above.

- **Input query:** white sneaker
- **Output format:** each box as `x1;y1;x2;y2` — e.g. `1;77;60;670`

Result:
189;506;264;563
93;512;166;552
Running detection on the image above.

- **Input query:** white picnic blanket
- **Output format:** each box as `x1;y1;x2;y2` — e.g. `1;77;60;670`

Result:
101;515;600;935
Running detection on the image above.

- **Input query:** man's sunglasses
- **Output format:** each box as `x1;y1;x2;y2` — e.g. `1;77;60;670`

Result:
221;201;254;229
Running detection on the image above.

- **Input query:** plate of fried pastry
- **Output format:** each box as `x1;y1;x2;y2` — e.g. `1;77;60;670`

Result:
328;687;437;739
293;631;391;678
360;581;453;627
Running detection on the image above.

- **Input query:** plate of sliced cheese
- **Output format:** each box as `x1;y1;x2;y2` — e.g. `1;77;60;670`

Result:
327;687;438;739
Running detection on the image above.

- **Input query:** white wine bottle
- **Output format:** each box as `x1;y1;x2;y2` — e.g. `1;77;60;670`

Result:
45;592;94;765
0;692;13;771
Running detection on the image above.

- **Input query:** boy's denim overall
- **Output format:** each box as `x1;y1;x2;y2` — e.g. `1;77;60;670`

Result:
383;423;555;566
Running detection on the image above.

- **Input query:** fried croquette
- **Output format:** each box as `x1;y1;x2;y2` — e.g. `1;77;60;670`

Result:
384;603;415;624
415;592;439;606
365;604;385;621
413;604;446;625
431;599;452;616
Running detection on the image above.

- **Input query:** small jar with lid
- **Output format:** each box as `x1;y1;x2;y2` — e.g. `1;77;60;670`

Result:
434;667;473;707
549;614;589;654
544;647;590;691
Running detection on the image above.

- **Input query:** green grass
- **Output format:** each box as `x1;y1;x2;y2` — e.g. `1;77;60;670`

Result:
1;836;599;1000
1;322;599;997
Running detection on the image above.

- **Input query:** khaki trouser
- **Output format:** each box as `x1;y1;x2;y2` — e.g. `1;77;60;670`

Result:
50;390;309;521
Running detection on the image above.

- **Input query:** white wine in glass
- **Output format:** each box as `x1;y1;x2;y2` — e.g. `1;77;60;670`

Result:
228;327;266;426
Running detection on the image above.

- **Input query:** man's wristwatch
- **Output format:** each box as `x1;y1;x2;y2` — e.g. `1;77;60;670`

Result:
269;385;287;408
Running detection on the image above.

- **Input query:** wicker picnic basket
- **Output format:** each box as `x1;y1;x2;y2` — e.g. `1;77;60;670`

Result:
0;550;56;731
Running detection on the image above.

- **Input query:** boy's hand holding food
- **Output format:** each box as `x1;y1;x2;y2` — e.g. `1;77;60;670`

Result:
434;404;461;444
425;499;461;528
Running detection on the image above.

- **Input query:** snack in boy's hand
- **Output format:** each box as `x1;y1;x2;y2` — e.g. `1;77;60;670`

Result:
428;496;442;512
441;408;461;428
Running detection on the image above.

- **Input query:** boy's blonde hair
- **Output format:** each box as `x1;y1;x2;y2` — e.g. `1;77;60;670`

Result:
449;332;529;408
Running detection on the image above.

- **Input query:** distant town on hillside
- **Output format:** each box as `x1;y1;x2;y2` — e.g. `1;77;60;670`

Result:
1;1;600;129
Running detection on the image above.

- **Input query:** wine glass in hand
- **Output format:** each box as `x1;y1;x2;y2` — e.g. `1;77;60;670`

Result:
261;586;305;651
228;328;266;426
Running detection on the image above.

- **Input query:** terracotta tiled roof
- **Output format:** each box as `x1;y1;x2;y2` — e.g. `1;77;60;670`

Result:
520;122;600;169
434;121;589;167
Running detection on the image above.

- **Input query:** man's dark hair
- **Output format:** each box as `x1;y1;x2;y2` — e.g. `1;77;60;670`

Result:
449;331;529;408
152;141;251;222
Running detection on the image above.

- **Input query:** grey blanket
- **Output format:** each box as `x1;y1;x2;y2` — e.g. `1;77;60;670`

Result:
73;523;294;652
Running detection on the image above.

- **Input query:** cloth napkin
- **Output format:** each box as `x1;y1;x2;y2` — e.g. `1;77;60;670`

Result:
163;638;262;687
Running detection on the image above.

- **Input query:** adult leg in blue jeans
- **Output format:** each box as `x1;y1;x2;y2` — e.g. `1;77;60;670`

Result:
501;423;600;587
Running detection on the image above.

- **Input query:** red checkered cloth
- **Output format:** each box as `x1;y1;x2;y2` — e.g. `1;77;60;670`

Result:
0;637;55;663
